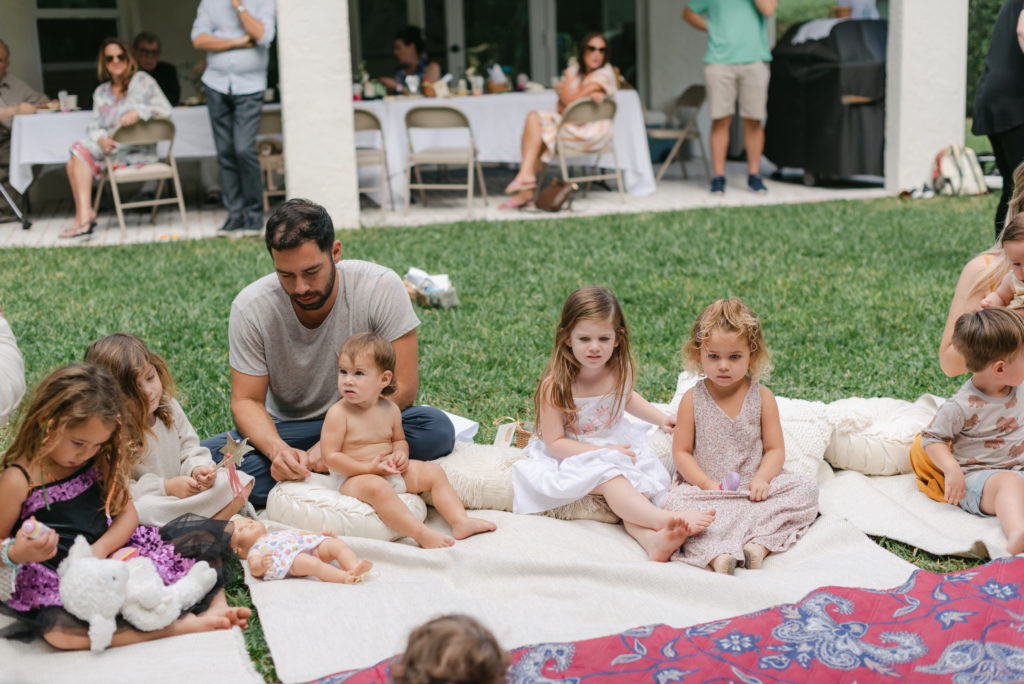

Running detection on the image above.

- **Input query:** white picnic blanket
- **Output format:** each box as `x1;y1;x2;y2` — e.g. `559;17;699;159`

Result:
0;619;260;684
247;509;914;683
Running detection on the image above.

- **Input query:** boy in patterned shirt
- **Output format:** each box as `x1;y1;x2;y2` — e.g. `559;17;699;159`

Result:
922;307;1024;554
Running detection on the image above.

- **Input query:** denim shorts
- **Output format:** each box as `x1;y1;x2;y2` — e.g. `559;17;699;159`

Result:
958;469;1024;515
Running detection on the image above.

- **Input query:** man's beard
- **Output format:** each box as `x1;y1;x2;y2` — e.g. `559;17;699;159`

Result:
290;263;336;311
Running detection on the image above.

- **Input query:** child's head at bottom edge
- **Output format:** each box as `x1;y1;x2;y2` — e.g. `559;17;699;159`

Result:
392;614;508;684
953;307;1024;375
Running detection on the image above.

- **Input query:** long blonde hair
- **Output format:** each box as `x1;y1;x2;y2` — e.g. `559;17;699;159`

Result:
969;161;1024;300
84;333;176;463
534;286;635;434
683;298;772;381
2;363;131;517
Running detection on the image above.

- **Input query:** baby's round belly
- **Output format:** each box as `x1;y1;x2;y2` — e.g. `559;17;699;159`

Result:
345;441;395;463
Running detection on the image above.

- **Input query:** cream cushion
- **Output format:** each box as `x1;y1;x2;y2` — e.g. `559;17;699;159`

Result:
824;395;942;475
264;473;428;541
432;442;619;523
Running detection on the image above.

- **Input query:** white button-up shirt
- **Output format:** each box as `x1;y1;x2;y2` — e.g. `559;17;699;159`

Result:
191;0;276;96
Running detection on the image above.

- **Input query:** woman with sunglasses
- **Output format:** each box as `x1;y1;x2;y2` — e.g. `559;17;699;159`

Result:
500;32;617;209
60;37;171;238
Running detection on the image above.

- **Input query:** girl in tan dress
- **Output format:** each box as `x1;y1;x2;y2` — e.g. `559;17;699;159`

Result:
662;298;819;574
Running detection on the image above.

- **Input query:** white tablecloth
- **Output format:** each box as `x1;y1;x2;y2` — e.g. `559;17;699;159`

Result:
355;90;655;208
8;105;280;193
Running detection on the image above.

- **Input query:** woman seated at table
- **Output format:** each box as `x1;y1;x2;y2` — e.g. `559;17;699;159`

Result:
60;37;171;238
379;26;441;95
500;32;616;210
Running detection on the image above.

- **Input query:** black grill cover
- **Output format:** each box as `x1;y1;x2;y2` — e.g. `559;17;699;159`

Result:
765;18;887;177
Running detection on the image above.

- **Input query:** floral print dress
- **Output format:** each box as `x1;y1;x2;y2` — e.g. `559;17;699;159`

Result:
510;392;671;515
70;70;172;177
537;63;618;164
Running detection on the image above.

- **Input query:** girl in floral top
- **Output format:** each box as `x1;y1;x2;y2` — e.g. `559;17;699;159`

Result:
510;286;715;561
61;37;171;238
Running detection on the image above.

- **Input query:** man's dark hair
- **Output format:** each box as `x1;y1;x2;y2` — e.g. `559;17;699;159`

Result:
132;31;161;50
395;25;425;55
265;199;335;253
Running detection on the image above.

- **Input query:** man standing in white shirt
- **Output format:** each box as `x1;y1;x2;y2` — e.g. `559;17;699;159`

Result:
191;0;275;236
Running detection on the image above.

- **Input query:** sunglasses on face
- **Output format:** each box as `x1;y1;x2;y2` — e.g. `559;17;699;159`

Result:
585;45;607;54
105;53;127;64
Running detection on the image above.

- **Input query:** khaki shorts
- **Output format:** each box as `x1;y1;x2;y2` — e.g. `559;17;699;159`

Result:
705;62;770;121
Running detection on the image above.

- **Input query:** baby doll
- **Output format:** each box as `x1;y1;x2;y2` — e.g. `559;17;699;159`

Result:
230;516;372;584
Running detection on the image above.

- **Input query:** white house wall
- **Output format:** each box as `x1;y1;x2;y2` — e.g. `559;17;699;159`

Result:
277;0;359;229
884;0;968;193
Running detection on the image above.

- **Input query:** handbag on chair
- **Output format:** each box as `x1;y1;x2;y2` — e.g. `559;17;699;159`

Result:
535;180;578;212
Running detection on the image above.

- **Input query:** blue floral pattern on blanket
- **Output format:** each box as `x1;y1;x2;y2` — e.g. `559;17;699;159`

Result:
313;557;1024;684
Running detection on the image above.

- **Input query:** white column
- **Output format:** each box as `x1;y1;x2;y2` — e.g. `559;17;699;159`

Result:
884;0;968;193
277;0;359;228
528;0;557;87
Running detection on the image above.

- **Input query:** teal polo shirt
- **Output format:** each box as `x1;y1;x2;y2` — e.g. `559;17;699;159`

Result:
689;0;772;64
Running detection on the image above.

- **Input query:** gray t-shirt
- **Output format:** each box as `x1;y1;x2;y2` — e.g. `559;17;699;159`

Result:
921;378;1024;474
229;259;420;421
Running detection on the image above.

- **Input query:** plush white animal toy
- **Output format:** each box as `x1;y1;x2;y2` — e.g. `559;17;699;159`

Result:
57;535;218;651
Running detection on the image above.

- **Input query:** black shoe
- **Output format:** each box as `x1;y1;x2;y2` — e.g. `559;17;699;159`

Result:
204;190;223;207
242;213;264;235
216;214;245;237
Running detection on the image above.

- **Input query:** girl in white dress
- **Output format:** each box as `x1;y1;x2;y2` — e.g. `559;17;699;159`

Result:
85;333;253;526
511;286;715;561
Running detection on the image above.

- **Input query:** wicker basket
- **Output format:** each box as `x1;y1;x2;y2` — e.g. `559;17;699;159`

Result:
496;417;534;448
485;82;510;94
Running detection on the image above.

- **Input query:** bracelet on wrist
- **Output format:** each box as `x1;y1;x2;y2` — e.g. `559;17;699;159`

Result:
1;538;18;569
236;4;247;13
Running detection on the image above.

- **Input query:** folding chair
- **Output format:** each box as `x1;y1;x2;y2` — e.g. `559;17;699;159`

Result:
92;118;187;236
554;97;624;200
354;108;392;210
404;105;487;211
257;109;286;211
646;85;710;185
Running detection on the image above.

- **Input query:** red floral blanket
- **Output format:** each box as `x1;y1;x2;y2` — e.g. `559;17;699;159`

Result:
307;556;1024;683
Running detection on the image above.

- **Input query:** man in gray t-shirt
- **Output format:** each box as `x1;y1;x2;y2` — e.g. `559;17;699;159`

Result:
202;199;454;506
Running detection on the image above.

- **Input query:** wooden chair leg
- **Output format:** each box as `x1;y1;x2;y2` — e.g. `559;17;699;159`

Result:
465;158;474;211
381;157;393;211
150;179;166;225
613;146;625;201
404;163;412;214
110;176;127;237
476;160;488;205
93;173;106;215
414;165;427;207
172;171;188;231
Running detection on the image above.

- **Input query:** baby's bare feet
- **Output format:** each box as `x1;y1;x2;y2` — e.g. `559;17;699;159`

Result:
1007;530;1024;555
349;559;373;580
451;516;497;540
415;528;455;549
646;517;692;562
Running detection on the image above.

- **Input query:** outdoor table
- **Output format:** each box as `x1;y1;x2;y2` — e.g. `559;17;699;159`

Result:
355;89;656;209
8;104;281;194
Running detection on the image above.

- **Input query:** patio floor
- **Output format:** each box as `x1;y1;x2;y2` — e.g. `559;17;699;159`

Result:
0;161;889;248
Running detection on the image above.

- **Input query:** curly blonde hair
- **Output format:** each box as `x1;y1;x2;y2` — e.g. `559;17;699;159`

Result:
683;298;771;381
391;614;507;684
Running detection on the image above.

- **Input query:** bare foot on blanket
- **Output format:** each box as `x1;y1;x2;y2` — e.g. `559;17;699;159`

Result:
414;528;456;549
742;542;768;569
645;517;693;562
203;590;251;629
346;559;374;582
1007;530;1024;555
451;516;497;540
680;509;716;535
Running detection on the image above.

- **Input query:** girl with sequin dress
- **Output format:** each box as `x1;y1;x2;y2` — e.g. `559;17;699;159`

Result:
0;363;249;649
662;299;819;574
511;286;715;561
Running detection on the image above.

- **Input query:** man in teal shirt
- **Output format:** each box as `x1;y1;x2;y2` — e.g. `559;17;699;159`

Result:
683;0;777;194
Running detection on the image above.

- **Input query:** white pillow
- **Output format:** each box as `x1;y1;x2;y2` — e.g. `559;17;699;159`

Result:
824;395;941;475
433;442;619;523
668;371;831;484
264;473;427;541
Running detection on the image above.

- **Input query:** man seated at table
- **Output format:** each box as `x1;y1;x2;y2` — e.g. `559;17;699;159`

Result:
132;32;180;105
0;38;51;221
201;199;456;507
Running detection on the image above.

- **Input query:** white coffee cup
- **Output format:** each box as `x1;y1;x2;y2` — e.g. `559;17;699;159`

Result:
65;94;78;109
405;75;420;95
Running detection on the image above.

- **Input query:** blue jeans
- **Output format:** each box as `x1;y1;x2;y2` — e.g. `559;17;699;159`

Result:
204;87;263;221
201;406;456;507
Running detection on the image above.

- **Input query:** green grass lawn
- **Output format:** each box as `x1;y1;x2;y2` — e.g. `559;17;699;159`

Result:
0;194;999;680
